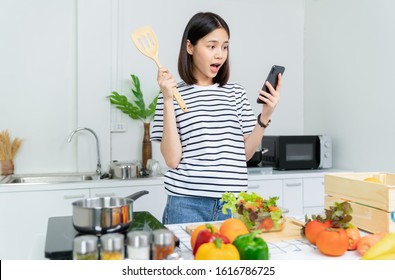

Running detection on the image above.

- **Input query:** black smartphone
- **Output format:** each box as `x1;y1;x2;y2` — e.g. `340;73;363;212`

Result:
257;65;285;104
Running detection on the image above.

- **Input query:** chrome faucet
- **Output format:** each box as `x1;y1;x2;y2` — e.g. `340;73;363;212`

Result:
67;127;101;175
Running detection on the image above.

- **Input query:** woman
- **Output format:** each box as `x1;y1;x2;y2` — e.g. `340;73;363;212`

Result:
151;12;282;224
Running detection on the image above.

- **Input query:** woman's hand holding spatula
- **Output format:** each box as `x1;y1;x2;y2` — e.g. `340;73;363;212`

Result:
131;26;188;112
157;67;179;105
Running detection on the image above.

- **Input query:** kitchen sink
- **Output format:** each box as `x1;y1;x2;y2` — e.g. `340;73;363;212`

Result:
0;172;99;184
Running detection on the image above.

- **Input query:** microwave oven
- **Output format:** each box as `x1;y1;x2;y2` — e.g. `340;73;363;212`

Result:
260;135;332;170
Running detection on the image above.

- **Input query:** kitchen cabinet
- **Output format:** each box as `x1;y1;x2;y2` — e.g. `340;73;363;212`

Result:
0;188;90;260
248;178;312;216
283;178;304;216
303;177;325;216
0;177;165;260
247;179;283;206
246;169;342;217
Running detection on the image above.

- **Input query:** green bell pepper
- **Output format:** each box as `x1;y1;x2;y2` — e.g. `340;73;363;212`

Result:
232;231;269;260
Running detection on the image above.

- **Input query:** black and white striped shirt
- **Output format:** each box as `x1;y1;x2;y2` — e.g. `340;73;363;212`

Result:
151;82;256;198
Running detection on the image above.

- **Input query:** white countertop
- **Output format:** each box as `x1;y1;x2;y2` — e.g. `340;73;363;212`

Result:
247;167;349;179
166;217;362;260
0;175;164;193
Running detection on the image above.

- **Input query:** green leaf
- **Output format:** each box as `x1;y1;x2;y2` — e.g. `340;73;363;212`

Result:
220;192;237;214
323;201;353;229
146;92;160;121
108;74;159;122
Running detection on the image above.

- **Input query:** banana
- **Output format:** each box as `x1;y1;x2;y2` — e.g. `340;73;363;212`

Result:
362;233;395;260
370;253;395;260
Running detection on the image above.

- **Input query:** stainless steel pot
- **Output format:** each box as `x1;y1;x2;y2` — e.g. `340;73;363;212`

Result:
109;161;141;179
71;190;148;234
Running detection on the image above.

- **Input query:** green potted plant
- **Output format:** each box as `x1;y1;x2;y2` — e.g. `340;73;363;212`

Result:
108;74;159;170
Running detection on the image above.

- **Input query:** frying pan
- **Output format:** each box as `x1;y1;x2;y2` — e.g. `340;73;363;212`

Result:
72;190;148;234
130;25;188;113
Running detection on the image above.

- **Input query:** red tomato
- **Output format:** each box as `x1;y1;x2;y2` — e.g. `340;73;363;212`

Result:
316;228;349;257
345;227;361;251
268;206;279;211
304;220;331;245
258;217;274;230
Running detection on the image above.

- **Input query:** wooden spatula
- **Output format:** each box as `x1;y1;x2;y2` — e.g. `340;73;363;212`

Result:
131;26;188;112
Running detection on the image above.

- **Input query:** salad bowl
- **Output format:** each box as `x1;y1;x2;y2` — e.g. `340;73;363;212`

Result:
221;191;288;232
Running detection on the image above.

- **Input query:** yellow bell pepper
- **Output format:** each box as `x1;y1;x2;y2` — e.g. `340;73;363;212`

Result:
195;238;240;260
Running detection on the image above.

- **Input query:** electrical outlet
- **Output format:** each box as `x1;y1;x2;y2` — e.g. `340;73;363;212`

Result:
111;122;127;132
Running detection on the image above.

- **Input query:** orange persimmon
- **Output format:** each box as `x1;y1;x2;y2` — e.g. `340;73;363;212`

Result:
316;228;349;257
304;220;331;245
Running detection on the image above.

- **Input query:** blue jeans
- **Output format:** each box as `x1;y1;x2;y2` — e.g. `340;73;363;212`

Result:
162;195;232;224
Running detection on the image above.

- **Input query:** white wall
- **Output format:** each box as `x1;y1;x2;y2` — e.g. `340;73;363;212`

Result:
304;0;395;172
76;0;112;173
0;0;304;174
0;0;78;173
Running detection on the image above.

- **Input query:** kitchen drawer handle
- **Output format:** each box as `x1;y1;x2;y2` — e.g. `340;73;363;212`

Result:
94;192;116;197
248;185;260;189
285;182;302;187
63;194;86;200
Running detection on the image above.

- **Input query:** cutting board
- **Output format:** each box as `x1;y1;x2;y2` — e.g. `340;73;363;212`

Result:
185;217;304;242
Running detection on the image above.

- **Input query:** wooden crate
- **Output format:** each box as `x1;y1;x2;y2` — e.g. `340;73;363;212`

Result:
324;172;395;233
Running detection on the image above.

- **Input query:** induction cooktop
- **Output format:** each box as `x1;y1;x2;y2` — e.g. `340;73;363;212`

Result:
44;211;179;260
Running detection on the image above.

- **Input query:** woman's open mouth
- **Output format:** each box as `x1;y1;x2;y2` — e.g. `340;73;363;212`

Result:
210;63;221;74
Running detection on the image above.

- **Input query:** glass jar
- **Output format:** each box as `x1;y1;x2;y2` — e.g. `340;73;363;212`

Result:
127;231;151;260
152;229;174;260
73;235;98;260
100;233;124;260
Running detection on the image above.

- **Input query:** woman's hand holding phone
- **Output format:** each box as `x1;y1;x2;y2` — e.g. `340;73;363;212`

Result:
257;65;285;105
256;65;284;128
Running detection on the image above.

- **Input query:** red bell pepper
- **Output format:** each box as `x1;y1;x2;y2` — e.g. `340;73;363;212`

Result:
193;224;230;255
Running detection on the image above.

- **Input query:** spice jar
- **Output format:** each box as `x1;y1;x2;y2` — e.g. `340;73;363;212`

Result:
127;231;151;260
152;229;175;260
73;235;98;260
100;233;124;260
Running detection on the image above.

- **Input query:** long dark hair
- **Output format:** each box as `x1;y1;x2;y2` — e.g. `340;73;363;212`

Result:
178;12;230;86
